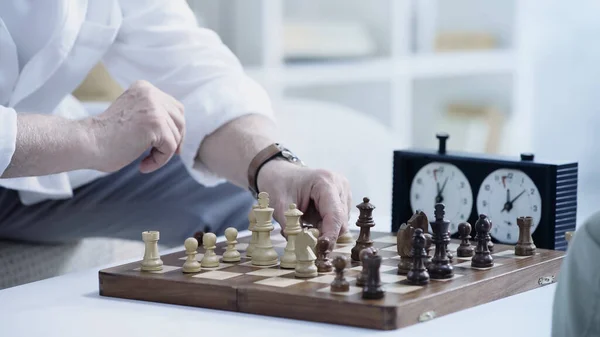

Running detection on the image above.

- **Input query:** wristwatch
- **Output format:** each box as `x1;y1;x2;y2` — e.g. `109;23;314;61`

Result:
247;143;305;198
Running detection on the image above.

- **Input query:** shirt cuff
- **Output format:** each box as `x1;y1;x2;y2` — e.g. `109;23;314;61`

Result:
179;74;275;187
0;106;17;177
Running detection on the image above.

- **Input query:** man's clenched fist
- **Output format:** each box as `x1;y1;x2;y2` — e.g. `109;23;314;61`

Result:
85;80;185;173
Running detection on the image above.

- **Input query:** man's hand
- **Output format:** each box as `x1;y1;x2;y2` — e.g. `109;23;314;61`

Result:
257;160;352;242
85;80;185;174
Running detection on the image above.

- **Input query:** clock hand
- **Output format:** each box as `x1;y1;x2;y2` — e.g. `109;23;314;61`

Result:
509;190;526;204
501;188;511;212
440;177;448;195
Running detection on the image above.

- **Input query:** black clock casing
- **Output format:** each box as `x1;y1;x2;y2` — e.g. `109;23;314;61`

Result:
391;134;578;251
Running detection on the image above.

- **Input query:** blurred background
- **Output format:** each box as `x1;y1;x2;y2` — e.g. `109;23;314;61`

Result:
4;0;600;289
174;0;597;224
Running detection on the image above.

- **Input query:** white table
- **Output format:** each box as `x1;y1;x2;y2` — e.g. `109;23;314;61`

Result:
0;229;557;337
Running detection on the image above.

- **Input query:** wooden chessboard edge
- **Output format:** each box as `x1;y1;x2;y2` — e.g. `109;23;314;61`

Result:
238;287;399;330
392;255;563;328
98;270;238;311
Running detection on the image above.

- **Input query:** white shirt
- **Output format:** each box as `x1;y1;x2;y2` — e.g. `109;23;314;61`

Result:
0;0;273;205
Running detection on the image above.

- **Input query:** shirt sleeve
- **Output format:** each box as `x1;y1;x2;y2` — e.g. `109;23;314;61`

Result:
102;0;275;187
0;105;17;177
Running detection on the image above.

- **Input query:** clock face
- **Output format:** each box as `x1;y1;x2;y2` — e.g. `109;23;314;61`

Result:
410;162;473;234
476;168;542;244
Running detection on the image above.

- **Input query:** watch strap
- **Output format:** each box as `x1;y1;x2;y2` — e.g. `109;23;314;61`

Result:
247;143;303;198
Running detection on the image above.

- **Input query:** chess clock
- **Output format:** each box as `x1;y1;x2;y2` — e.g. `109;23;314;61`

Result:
391;133;578;251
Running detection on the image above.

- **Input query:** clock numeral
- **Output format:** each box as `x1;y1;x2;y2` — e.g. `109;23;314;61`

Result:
460;181;465;189
530;188;535;195
533;205;538;212
463;198;468;205
507;173;513;179
494;227;498;233
416;178;422;185
460;214;465;220
414;193;420;200
494;175;500;181
482;200;488;207
507;233;512;241
484;184;491;191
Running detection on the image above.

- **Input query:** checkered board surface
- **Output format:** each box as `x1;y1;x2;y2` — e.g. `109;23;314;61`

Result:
99;230;564;330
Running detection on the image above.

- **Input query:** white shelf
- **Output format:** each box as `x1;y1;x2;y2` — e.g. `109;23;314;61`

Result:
245;50;514;87
407;50;515;78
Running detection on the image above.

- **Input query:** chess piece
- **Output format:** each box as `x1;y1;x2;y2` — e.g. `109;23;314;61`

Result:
351;197;376;261
316;237;333;273
472;214;494;268
396;223;413;275
337;231;354;244
141;231;163;271
309;227;320;254
295;226;318;278
457;222;474;257
407;228;429;285
446;230;454;262
200;232;220;268
330;256;350;292
362;252;384;299
423;233;433;267
245;204;259;257
356;247;377;287
427;204;454;279
182;237;202;273
223;227;241;262
281;203;303;269
487;218;494;253
515;216;536;256
251;192;279;266
565;231;574;246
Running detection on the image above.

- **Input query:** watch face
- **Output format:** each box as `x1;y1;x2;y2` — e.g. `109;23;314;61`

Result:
476;168;542;244
409;162;473;234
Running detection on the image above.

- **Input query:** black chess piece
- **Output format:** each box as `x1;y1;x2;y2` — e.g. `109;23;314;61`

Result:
330;256;350;292
362;252;384;299
316;237;333;273
351;197;375;261
423;233;433;267
427;203;454;279
472;214;494;268
356;247;377;287
515;216;536;256
407;228;430;285
457;222;474;257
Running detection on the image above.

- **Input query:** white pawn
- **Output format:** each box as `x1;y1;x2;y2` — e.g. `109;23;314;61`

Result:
201;233;220;268
223;227;241;262
182;237;202;273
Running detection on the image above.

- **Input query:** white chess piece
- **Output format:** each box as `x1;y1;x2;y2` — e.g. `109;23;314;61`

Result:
223;227;241;262
141;231;163;271
182;237;202;273
280;203;303;269
294;227;318;278
251;192;279;266
246;204;259;257
337;231;354;244
200;233;220;268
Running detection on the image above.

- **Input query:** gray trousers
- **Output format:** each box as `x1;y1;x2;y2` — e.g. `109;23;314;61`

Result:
552;211;600;336
0;155;255;246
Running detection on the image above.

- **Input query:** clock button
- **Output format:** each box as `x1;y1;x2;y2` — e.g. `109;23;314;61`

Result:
436;132;449;154
520;153;535;161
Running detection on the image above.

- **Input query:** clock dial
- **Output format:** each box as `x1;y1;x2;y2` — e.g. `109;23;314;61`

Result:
410;162;473;234
476;169;542;244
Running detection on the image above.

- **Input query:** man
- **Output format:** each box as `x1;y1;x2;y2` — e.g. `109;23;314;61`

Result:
0;0;352;246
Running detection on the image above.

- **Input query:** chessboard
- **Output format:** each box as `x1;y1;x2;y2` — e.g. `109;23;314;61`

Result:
98;196;565;331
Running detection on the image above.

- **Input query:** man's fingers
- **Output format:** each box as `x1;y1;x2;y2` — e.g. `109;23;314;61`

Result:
140;125;178;173
165;115;183;154
314;183;347;241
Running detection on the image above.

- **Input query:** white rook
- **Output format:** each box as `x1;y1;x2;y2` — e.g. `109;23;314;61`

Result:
141;231;163;271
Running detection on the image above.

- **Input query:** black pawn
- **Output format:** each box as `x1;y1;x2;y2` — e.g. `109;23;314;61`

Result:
362;253;384;300
457;222;474;257
407;228;430;285
427;203;454;279
472;214;494;268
